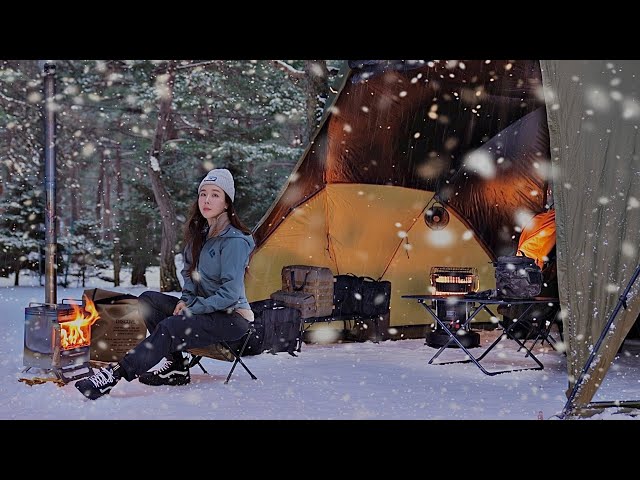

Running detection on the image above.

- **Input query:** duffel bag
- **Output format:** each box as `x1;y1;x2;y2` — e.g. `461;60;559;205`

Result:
358;276;391;317
333;273;361;316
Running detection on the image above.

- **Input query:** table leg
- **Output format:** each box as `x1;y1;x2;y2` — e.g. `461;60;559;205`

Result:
420;300;545;375
419;302;498;375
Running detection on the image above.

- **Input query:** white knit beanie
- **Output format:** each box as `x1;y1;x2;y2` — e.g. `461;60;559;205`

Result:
198;169;235;202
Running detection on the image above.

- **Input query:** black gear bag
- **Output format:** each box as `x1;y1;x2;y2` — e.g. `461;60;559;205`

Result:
494;255;543;299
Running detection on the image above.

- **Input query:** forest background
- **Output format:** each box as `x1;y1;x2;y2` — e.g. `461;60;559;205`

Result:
0;60;345;291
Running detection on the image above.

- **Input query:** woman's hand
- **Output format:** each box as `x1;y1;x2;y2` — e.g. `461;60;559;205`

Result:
173;300;188;316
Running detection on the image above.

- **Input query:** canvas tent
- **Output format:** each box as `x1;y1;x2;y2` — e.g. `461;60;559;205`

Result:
245;60;640;415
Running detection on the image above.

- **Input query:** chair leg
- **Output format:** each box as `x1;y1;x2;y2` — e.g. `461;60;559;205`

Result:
196;361;208;374
224;354;257;383
221;329;258;384
188;354;208;374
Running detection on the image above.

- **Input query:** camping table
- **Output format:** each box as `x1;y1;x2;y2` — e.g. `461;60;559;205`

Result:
402;295;560;376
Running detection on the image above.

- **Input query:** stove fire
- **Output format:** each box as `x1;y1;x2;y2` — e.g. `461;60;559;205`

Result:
60;300;99;350
23;295;100;383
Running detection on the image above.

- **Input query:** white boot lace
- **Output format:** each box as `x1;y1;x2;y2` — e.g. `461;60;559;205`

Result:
89;367;116;388
154;360;174;374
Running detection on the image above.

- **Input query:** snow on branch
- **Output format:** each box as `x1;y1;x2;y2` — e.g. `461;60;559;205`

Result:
0;91;30;107
270;60;305;80
175;60;222;71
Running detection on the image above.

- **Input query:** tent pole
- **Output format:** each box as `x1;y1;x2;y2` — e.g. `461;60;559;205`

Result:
584;400;640;410
560;263;640;419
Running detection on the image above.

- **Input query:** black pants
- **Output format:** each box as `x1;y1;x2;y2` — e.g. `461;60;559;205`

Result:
118;291;249;381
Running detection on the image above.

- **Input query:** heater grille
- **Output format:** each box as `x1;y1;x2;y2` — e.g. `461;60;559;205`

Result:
430;266;479;295
426;266;481;349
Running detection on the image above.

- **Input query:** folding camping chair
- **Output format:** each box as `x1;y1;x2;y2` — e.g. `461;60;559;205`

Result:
187;324;258;384
520;306;564;354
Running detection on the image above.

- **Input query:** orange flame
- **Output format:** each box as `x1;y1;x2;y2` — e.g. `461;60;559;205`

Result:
59;295;100;350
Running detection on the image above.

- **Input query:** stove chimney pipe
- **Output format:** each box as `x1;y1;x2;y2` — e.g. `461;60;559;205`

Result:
41;61;57;305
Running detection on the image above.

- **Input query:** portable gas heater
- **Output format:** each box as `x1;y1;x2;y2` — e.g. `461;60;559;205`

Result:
426;267;481;348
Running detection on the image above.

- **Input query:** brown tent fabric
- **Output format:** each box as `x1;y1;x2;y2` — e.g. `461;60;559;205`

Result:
248;60;552;329
541;60;640;412
443;107;551;258
254;60;549;258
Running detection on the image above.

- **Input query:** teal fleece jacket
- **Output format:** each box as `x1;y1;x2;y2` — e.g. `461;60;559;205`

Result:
179;225;255;315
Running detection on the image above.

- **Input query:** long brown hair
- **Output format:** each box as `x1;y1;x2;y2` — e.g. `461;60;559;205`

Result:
183;193;252;275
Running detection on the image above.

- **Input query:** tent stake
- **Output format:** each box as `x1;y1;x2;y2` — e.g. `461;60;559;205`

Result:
560;263;640;419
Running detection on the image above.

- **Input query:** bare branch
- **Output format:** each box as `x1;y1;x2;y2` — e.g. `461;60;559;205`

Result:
176;113;199;130
0;91;30;107
175;60;222;71
269;60;306;81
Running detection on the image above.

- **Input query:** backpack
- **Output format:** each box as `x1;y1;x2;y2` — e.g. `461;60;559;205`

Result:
209;299;301;358
494;255;543;299
240;320;265;356
249;299;302;356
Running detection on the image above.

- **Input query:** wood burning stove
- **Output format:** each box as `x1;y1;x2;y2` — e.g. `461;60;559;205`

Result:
426;267;481;348
23;297;98;383
21;63;94;384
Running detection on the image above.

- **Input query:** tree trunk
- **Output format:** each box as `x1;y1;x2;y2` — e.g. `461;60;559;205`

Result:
13;261;19;286
303;60;330;143
131;259;148;287
113;240;121;287
103;159;112;241
148;61;180;292
70;164;79;224
96;150;105;221
113;145;123;287
64;258;69;288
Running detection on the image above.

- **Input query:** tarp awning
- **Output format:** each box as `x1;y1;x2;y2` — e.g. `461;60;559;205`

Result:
541;60;640;410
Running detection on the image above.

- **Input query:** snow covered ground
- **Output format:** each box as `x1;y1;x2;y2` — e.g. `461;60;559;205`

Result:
2;268;640;420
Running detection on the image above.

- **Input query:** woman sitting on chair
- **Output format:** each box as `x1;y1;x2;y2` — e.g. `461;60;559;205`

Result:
75;168;255;400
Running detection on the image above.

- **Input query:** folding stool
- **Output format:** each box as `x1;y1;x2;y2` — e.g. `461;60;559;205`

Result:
187;325;258;384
